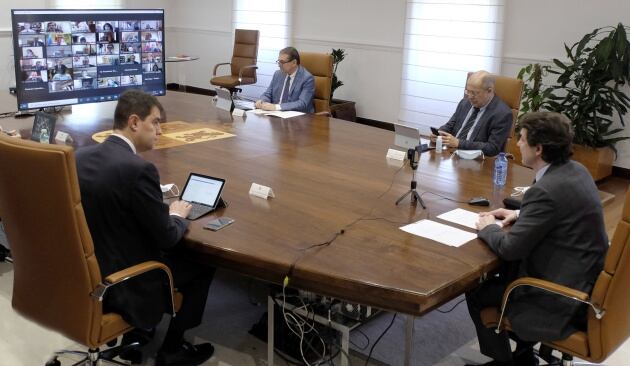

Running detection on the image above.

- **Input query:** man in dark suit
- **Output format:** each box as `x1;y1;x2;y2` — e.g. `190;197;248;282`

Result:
434;70;513;157
467;112;608;366
76;90;215;366
256;46;315;113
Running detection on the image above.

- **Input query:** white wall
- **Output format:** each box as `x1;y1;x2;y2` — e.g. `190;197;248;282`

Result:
163;0;232;88
293;0;405;123
501;0;630;168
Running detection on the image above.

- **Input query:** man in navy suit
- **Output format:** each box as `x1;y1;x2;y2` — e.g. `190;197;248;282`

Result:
76;90;215;366
434;70;513;157
255;47;315;113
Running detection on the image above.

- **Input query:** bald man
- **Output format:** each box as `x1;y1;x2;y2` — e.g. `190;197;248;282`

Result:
433;70;512;157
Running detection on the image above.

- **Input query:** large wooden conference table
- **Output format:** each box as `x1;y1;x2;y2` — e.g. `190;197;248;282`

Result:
7;91;535;316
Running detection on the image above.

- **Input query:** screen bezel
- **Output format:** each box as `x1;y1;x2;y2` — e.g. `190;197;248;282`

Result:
180;173;227;208
11;9;166;111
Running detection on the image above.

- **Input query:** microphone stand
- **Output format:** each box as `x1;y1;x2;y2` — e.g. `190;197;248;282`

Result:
395;145;426;209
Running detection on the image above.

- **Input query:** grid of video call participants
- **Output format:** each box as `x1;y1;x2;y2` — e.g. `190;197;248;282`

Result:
17;20;163;93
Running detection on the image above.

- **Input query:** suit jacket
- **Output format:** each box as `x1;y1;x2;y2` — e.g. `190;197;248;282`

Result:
439;95;512;157
75;136;189;328
261;66;315;113
479;161;608;341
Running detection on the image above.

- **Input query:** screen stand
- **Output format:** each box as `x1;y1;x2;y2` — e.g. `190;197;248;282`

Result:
216;197;229;209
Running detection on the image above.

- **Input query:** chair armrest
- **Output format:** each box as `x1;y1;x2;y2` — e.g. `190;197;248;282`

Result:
493;276;604;334
213;62;231;76
237;64;258;82
502;277;590;305
91;260;178;316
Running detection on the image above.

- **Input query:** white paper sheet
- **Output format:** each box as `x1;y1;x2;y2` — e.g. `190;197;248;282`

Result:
400;219;477;247
437;208;502;229
263;110;305;118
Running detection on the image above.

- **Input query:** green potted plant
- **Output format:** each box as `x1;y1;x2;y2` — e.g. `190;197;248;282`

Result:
516;23;630;180
328;48;356;122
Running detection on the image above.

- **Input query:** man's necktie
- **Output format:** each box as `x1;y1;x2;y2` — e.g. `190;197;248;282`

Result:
281;76;291;103
457;107;481;140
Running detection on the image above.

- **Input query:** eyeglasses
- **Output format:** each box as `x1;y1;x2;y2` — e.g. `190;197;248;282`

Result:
276;58;293;65
465;88;489;97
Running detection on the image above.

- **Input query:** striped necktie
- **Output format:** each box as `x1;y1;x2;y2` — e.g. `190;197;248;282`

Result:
457;107;480;139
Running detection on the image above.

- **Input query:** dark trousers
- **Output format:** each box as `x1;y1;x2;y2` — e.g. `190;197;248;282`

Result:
162;253;215;347
466;275;514;362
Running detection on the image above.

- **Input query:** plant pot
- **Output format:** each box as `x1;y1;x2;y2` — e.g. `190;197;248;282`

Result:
572;145;614;181
330;99;356;122
507;140;613;181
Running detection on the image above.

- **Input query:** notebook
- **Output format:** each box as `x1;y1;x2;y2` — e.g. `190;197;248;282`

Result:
180;173;227;220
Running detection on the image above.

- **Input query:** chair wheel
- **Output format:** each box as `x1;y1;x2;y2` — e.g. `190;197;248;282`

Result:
45;357;61;366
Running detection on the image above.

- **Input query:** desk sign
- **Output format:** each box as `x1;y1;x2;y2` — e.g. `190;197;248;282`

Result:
54;131;71;144
249;183;275;200
232;108;246;117
386;148;406;161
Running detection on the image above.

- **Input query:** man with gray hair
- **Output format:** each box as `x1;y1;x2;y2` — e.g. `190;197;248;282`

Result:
433;70;513;156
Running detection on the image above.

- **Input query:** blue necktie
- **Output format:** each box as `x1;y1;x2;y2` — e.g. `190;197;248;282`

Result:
281;76;291;103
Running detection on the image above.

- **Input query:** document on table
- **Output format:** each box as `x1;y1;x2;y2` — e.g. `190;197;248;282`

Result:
263;110;305;118
400;219;477;247
249;110;305;119
437;208;502;229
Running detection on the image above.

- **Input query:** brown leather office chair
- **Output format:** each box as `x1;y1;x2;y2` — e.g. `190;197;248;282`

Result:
493;75;523;159
0;134;181;366
480;190;630;365
210;29;259;93
300;52;333;114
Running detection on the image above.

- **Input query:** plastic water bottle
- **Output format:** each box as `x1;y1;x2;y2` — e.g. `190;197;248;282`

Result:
493;152;508;186
39;128;49;144
435;135;443;152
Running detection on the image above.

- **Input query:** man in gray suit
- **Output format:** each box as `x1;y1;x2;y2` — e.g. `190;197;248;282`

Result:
434;70;512;157
255;47;315;113
466;112;608;366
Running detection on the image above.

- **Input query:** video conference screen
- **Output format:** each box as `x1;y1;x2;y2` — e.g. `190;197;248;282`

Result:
11;9;165;111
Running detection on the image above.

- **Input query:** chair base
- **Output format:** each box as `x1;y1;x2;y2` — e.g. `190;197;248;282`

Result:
46;342;139;366
534;347;602;366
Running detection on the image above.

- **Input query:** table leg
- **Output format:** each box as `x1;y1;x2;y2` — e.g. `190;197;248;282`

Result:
404;314;415;366
341;327;350;366
268;296;274;366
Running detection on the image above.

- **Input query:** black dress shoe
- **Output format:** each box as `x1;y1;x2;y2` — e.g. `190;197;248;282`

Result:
514;348;538;366
155;341;214;366
117;328;155;364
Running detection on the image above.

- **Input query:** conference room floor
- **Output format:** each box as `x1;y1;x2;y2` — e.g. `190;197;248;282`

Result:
1;259;630;365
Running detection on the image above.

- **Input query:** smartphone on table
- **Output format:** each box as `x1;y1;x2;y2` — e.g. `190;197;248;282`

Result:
203;217;235;231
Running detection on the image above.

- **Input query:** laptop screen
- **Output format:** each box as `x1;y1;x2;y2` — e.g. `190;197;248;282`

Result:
181;173;226;207
394;124;421;149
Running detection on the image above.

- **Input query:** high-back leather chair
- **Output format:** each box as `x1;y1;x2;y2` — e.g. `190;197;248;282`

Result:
493;75;523;159
210;29;259;93
0;134;180;365
480;190;630;365
300;52;333;114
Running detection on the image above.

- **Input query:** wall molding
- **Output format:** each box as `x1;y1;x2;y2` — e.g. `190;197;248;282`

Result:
166;26;231;38
0;29;11;38
294;36;402;53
